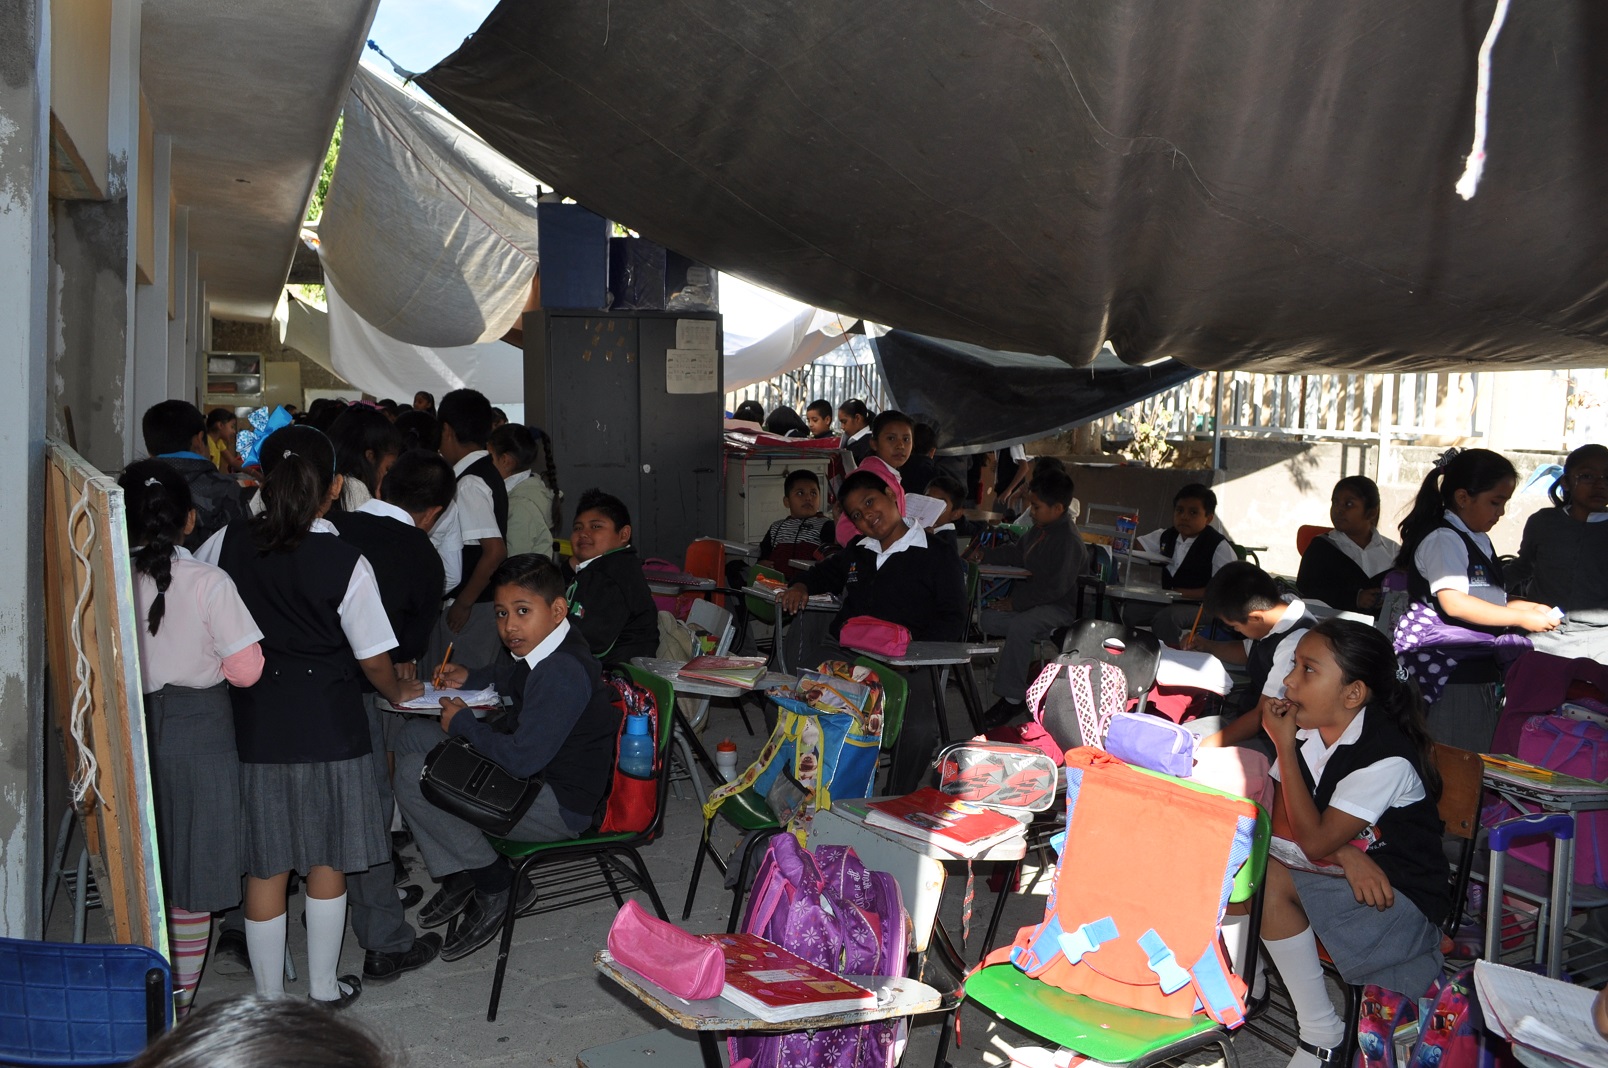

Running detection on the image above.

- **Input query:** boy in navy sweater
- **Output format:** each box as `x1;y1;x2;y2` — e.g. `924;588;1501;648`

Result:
392;555;622;962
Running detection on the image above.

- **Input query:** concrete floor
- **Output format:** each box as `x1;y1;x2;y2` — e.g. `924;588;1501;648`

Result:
60;681;1301;1067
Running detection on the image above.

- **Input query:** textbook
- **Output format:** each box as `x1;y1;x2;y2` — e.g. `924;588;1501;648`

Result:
706;933;875;1022
679;655;768;688
1475;959;1608;1068
862;789;1026;857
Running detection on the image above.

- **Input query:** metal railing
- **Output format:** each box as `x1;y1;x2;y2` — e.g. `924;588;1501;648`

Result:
724;336;889;416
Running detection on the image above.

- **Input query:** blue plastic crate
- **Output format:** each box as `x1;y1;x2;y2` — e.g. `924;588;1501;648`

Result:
0;938;170;1065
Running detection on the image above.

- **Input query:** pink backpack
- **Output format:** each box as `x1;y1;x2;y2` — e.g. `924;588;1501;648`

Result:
641;557;688;619
1482;715;1608;888
1003;658;1128;763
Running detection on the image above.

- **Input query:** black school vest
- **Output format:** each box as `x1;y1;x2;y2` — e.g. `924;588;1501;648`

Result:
1296;713;1450;927
452;455;510;603
1238;603;1321;714
216;521;369;764
1158;524;1228;590
1407;520;1506;635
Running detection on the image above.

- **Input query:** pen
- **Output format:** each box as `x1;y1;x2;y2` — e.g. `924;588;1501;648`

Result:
433;642;454;689
1481;754;1555;779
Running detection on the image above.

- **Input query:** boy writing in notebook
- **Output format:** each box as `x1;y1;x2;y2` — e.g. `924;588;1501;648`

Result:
971;466;1086;726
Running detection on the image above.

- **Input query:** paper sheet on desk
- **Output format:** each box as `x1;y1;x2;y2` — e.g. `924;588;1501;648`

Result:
1475;960;1608;1068
393;685;500;710
1156;647;1234;695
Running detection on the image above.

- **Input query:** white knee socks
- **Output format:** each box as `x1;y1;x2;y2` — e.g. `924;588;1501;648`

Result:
244;913;286;997
1262;927;1345;1068
305;892;350;1002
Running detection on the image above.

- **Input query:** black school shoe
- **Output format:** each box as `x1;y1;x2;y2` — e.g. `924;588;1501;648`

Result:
440;878;537;963
309;974;363;1010
418;879;475;929
363;932;442;982
980;697;1026;731
210;927;251;976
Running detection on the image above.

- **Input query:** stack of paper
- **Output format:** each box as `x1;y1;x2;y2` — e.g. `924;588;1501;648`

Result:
1475;959;1608;1068
393;685;500;710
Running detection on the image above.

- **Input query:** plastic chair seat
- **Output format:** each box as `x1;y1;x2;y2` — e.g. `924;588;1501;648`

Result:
965;965;1230;1066
711;789;780;833
489;829;641;859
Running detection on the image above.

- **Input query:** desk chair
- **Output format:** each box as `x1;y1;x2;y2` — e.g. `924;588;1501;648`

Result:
480;665;676;1022
681;598;751;741
682;539;726;612
0;937;171;1065
740;564;785;658
963;786;1272;1068
1059;619;1161;713
1296;525;1330;557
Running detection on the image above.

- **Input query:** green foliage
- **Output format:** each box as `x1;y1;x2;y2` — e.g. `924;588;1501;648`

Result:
305;116;343;222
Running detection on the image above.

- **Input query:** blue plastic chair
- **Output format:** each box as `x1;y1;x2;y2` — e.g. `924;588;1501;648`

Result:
0;936;171;1065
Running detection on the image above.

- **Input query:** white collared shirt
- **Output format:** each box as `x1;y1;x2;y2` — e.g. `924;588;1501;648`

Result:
518;617;572;669
1323;527;1399;578
357;498;417;528
1137;527;1239;579
504;470;531;492
845;427;871;446
868;520;927;570
1250;596;1310;700
1268;708;1425;824
1415;510;1504;605
449;450;502;545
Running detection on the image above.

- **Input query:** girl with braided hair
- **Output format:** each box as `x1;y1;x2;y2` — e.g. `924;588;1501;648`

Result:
120;460;265;1017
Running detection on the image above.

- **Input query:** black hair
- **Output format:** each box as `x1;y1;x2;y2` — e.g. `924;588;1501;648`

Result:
205;408;236;432
925;472;967;505
806;399;833;421
127;994;392;1068
733;400;766;423
1174;482;1218;514
328;406;403;502
490;553;568;603
1203;560;1282;622
1550;443;1608;509
303;398;345;433
531;426;561;534
488;422;538;470
414;390;435;408
871;409;915;437
252;425;335;553
783;468;820;495
840;468;895;501
1028;467;1075;511
1395;448;1518;567
912;422;937;456
118;460;193;636
838;399;873;425
437;388;494;448
764;405;810;437
574;488;631;532
1332;474;1382;515
394;409;440;453
379;449;455;515
490;407;508;427
1033;455;1068;476
1306;619;1441;801
377;398;396;409
142;399;206;456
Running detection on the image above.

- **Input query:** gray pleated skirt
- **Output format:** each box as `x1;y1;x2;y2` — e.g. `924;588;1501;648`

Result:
240;755;389;878
1292;869;1444;996
144;683;246;913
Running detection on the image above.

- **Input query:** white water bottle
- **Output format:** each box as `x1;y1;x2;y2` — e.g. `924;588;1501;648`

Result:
715;738;739;781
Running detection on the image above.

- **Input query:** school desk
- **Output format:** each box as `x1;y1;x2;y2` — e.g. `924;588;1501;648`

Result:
739;584;840;674
856;640;1002;742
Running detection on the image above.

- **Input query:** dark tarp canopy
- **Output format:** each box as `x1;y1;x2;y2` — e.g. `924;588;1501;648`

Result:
419;1;1608;375
872;331;1202;452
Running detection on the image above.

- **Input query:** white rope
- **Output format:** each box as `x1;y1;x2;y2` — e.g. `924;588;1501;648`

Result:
66;480;105;810
1455;0;1512;201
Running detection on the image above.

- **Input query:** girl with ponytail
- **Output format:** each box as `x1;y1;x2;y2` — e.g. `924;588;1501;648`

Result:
1393;448;1558;750
1516;443;1608;660
119;460;265;1017
1259;619;1450;1068
194;425;424;1008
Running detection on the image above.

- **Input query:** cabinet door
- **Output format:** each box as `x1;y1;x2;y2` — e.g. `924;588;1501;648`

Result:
541;314;641;524
636;315;722;562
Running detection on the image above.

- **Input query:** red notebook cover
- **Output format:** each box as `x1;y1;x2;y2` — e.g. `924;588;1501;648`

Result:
706;933;874;1022
862;788;1025;857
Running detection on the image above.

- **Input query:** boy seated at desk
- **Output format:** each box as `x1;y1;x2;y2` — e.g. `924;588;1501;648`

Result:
1124;482;1239;645
924;473;985;554
966;467;1085;728
757;468;836;581
564;488;659;667
779;469;967;794
1193;561;1321;755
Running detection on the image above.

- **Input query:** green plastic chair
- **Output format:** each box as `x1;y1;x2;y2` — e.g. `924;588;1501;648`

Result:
964;781;1271;1068
853;655;908;791
744;563;785;628
480;665;676;1022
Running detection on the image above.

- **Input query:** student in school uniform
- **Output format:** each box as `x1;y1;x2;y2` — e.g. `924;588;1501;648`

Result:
425;389;509;671
565;489;660;666
488;422;560;560
328;406;403;514
923;473;985;555
973;467;1086;727
143;400;248;550
328;449;456;984
834;409;912;546
897;423;942;495
780;469;968;794
392;555;623;962
1394;448;1557;751
839;399;875;464
196;425;424;1008
1517;443;1608;660
1259;620;1449;1068
805;399;837;438
1126;482;1239;645
1194;561;1322;756
119;461;264;1017
1297;476;1399;615
758;469;836;580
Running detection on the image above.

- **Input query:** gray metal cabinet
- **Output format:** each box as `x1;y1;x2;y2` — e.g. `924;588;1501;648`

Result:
524;310;723;562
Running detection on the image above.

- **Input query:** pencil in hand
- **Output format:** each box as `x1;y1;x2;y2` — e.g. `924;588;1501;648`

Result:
432;643;454;690
1186;603;1205;645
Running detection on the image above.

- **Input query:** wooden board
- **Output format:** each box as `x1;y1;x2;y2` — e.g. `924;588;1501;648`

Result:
42;440;166;955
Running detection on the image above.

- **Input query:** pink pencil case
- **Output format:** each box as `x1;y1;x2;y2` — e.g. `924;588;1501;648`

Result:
606;899;725;1001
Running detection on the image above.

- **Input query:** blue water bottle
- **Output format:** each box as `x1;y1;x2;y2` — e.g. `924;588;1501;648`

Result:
617;713;654;778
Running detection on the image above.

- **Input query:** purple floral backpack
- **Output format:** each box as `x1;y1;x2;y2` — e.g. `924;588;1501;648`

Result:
730;834;910;1068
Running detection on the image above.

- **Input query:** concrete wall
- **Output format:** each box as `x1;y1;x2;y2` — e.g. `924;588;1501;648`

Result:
210;317;355;404
0;0;53;939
